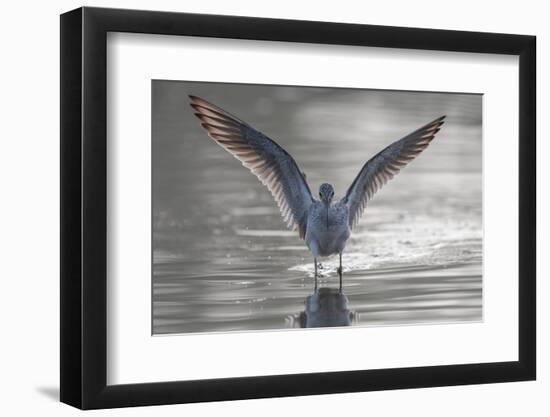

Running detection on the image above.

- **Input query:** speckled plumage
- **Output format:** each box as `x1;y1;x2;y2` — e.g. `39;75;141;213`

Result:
305;199;350;257
189;95;446;290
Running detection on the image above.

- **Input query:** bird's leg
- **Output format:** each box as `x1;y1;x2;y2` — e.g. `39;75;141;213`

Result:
338;253;343;293
314;257;318;292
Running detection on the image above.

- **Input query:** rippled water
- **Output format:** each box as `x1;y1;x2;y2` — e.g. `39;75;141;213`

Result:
152;81;482;335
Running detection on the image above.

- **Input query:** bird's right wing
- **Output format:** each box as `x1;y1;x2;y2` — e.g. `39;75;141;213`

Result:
341;116;446;229
190;95;314;239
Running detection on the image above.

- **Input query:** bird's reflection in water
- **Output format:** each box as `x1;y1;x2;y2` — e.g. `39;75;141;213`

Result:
288;287;356;328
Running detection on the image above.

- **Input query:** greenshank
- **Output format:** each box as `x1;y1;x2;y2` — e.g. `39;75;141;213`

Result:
190;95;445;291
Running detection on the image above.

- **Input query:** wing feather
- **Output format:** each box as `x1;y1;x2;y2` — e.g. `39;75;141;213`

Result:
342;116;446;229
189;95;314;238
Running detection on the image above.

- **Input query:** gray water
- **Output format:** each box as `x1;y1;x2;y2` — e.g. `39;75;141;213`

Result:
152;81;482;335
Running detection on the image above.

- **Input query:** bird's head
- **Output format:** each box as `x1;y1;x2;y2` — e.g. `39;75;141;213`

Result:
318;183;335;205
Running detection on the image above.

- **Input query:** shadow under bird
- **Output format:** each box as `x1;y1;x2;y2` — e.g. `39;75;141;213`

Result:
189;95;445;291
299;287;355;328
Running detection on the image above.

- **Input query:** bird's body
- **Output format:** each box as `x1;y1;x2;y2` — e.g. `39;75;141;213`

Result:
189;95;446;291
305;200;350;258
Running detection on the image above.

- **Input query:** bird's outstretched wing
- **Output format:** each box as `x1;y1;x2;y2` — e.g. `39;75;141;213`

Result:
341;116;446;229
189;95;314;239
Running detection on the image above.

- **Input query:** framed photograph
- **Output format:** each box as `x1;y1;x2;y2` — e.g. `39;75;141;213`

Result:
60;6;536;409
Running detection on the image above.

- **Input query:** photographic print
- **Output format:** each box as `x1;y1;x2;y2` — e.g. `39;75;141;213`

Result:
60;9;536;407
152;81;482;335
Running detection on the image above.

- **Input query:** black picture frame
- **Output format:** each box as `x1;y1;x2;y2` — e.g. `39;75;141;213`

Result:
60;6;536;410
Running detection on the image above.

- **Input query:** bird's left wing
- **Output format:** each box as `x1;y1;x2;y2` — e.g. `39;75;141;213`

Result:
341;116;446;229
189;95;314;239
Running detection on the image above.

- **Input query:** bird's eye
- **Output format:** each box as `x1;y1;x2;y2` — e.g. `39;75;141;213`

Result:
319;192;322;198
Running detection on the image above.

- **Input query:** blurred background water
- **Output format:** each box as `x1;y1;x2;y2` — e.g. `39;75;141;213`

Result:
152;81;482;335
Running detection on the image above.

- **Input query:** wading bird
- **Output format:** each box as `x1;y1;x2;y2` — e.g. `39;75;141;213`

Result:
190;95;445;291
